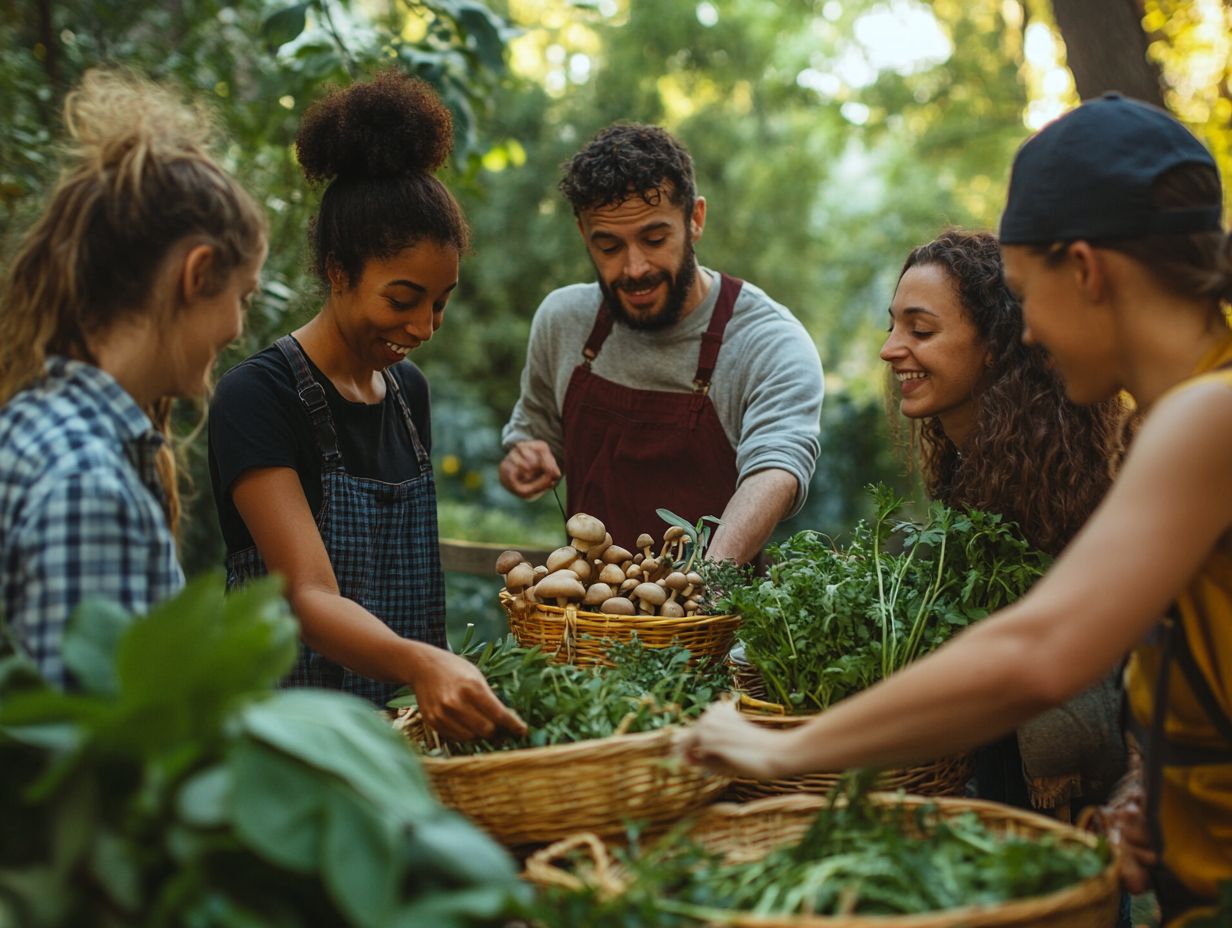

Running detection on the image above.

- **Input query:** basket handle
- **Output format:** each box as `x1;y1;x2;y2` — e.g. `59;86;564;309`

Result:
523;831;624;897
738;692;788;715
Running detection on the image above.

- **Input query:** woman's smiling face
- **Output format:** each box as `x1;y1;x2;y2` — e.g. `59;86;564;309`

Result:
330;240;460;370
881;262;990;446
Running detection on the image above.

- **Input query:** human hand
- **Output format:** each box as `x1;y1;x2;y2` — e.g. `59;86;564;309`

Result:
1100;756;1156;894
673;699;785;780
498;440;561;500
411;648;527;743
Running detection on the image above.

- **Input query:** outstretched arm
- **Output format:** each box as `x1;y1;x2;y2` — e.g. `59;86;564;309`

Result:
705;468;798;565
231;466;526;742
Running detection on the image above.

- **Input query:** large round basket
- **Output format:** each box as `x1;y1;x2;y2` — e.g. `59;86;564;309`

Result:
725;703;973;801
503;593;741;666
524;792;1120;928
393;709;729;847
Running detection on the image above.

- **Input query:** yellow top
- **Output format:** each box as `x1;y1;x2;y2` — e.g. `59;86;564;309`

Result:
1125;335;1232;923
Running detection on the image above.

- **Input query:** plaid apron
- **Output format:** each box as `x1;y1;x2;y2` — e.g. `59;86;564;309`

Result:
226;335;446;706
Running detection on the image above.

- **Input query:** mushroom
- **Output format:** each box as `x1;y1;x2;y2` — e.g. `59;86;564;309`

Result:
583;582;615;607
546;545;580;573
566;513;607;554
684;571;704;597
533;565;549;582
598;563;625;587
600;596;635;616
589;532;613;562
631;581;667;615
505;562;535;593
619;577;639;595
569;558;593;583
660;600;685;618
495;549;525;575
636;533;654;561
601;545;634;567
659;526;686;558
535;572;586;607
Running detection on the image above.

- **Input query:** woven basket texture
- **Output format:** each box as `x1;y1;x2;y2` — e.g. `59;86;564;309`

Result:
724;705;973;801
523;792;1120;928
395;709;729;847
504;594;740;666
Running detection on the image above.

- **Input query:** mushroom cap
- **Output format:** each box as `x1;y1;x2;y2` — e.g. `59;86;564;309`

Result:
583;582;614;606
566;513;606;546
601;544;633;565
660;600;685;618
619;578;639;594
663;525;687;542
664;571;688;591
535;572;586;602
631;582;668;606
546;545;580;573
589;532;613;561
636;533;654;551
685;572;704;586
495;549;525;575
533;565;549;581
600;596;636;616
505;562;535;592
598;563;625;586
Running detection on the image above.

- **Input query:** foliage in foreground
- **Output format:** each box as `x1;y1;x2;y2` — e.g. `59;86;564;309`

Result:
709;484;1052;712
0;576;525;927
527;773;1109;928
390;632;731;755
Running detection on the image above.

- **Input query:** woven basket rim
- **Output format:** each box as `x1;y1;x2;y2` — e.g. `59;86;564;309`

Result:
413;720;684;769
501;591;739;626
525;791;1119;927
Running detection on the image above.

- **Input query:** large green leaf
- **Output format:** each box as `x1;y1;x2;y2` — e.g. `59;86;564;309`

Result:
228;740;325;874
237;689;435;818
404;810;519;888
60;598;132;696
261;2;311;51
176;764;232;828
320;787;400;927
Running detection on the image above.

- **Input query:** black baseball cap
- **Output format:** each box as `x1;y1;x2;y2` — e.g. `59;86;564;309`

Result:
999;92;1222;245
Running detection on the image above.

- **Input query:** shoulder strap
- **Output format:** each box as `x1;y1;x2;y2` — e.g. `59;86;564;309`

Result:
382;365;430;469
274;335;343;471
692;273;744;394
581;301;616;365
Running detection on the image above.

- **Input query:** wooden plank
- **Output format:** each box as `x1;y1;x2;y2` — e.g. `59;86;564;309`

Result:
438;537;556;576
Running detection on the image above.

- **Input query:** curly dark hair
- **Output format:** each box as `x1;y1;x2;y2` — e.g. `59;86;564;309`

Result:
892;230;1129;555
295;68;468;289
559;123;696;217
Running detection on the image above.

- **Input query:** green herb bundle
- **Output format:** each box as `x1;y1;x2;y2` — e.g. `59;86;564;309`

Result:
391;633;731;756
0;577;526;928
525;774;1109;927
712;485;1052;712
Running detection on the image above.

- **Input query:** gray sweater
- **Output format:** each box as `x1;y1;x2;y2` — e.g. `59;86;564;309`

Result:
501;268;824;516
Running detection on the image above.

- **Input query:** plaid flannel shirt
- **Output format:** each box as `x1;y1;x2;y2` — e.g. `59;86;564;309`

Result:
0;357;184;686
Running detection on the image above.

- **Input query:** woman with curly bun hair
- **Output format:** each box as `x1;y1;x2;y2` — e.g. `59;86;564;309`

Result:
209;70;524;740
882;230;1130;826
0;68;266;687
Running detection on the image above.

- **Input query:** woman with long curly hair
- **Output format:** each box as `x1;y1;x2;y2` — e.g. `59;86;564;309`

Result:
881;229;1129;815
208;70;523;742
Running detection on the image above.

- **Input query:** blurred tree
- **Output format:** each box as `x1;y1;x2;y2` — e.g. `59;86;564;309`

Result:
1050;0;1167;105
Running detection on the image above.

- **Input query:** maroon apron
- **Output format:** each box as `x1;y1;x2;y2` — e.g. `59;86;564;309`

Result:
561;273;743;551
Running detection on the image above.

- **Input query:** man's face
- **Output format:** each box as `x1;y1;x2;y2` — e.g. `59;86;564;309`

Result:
577;186;706;330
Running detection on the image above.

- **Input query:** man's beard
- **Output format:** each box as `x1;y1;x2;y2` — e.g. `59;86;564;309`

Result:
598;240;697;331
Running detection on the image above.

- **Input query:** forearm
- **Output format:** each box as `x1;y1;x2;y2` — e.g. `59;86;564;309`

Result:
706;469;798;564
289;586;439;685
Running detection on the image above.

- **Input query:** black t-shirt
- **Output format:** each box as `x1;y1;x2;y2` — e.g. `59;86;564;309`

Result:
208;339;432;554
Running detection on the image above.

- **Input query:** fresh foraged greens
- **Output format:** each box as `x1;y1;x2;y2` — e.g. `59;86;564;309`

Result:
0;576;526;928
390;631;730;756
525;773;1109;927
712;485;1051;712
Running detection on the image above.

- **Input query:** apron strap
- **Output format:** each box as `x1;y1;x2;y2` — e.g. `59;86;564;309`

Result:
580;303;616;365
274;335;344;472
692;273;743;394
382;366;432;471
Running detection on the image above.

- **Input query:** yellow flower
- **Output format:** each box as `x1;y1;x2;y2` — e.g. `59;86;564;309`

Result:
441;454;461;476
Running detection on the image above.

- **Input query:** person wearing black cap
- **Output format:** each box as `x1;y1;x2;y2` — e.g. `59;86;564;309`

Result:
677;93;1232;926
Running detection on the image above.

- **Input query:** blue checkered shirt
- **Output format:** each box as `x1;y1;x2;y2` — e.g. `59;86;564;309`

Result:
0;357;184;686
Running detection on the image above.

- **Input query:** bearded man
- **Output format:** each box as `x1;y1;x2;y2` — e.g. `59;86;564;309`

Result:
499;123;823;563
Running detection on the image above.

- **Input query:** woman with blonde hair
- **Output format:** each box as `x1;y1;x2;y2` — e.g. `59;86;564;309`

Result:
0;69;267;686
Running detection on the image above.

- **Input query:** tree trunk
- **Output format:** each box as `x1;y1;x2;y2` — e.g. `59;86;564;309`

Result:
1050;0;1167;108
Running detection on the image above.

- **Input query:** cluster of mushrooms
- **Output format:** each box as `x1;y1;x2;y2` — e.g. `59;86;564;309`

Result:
496;513;707;618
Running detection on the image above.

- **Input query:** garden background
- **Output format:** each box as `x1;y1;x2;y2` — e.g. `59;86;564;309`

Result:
2;0;1229;639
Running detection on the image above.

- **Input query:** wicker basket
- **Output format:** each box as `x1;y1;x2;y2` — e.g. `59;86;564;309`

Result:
503;593;741;666
524;792;1120;928
393;708;729;847
724;701;973;801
